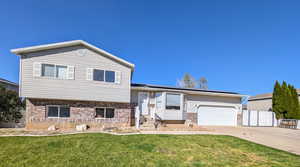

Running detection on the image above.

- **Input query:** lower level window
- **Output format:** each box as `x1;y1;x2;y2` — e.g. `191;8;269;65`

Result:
95;108;115;118
47;106;70;118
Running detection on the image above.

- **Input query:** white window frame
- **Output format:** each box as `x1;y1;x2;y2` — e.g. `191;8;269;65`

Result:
46;105;70;118
92;69;116;83
95;107;115;119
93;69;105;82
165;93;182;110
41;63;68;80
155;92;163;110
56;65;68;79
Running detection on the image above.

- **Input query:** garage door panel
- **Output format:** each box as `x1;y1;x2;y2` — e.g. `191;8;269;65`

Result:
198;106;237;126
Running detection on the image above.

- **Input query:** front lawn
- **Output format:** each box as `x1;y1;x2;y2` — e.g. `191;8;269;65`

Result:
0;133;299;167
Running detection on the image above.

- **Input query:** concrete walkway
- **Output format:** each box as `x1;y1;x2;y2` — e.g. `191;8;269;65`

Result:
141;127;300;155
207;126;300;155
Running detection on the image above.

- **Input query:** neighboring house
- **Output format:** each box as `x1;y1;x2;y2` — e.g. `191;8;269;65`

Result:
0;78;18;92
11;40;245;130
248;90;300;111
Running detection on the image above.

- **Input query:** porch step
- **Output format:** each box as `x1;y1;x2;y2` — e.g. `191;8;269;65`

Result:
140;121;155;127
140;126;155;130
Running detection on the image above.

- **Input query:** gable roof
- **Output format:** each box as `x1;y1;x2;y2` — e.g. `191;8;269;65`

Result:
249;89;300;101
11;40;135;70
131;83;245;97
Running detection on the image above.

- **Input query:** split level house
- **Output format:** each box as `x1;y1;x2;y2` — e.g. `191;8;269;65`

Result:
11;40;245;130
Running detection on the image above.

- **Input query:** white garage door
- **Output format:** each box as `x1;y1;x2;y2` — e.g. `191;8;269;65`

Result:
198;106;237;126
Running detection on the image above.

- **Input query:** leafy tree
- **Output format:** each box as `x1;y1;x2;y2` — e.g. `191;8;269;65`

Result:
272;81;281;119
287;85;300;119
0;86;23;123
281;81;290;118
198;77;208;90
293;88;300;119
272;81;300;119
286;84;294;118
177;73;196;88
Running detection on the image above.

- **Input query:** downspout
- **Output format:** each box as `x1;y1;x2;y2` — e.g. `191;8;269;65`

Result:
18;55;23;98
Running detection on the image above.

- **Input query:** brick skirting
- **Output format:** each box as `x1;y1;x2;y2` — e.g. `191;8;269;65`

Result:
185;113;197;124
26;98;136;130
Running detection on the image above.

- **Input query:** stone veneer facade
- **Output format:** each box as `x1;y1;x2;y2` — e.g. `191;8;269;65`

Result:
26;98;135;130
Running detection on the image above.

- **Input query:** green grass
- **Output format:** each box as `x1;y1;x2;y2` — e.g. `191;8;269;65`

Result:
0;134;299;167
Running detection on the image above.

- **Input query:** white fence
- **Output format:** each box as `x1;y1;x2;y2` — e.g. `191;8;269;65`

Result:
242;110;277;127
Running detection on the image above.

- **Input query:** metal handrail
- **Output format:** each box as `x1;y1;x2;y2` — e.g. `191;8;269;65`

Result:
154;113;163;129
154;113;162;121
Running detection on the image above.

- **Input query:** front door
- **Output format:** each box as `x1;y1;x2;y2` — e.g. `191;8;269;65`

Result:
138;92;149;115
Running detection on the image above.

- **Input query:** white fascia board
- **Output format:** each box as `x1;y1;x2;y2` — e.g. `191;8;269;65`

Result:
11;40;135;70
131;87;246;98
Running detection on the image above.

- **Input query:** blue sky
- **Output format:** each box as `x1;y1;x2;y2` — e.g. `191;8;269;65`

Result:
1;0;300;96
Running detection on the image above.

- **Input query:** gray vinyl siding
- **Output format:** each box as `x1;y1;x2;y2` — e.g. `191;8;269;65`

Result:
185;95;241;105
247;99;273;111
247;96;300;111
20;46;131;103
130;90;139;104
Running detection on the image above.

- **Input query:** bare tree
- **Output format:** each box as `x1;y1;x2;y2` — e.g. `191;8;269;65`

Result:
177;73;196;88
198;77;208;90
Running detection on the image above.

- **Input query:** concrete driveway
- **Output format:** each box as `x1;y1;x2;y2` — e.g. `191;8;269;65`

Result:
205;126;300;155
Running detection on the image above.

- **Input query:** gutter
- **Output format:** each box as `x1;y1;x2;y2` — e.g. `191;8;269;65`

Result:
131;86;246;98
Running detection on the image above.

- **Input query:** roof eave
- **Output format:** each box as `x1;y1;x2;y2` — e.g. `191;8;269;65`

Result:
11;40;82;55
131;86;246;98
11;40;135;70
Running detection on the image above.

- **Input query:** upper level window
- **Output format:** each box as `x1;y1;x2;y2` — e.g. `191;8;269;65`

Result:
93;69;115;83
47;106;70;118
166;93;181;110
56;65;67;79
93;69;104;81
42;64;55;77
41;64;67;79
105;71;115;82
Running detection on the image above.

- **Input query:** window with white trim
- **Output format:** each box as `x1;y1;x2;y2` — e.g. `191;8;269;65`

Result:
93;69;115;83
155;92;163;109
47;106;70;118
56;65;68;79
166;93;181;110
41;63;68;79
93;69;104;81
95;108;115;118
105;70;115;82
42;64;55;77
